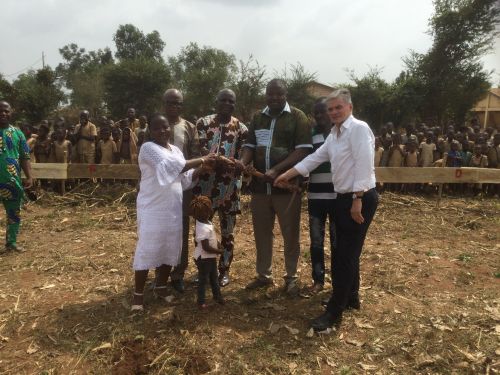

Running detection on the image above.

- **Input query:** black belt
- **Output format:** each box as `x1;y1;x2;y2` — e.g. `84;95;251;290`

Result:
336;188;375;199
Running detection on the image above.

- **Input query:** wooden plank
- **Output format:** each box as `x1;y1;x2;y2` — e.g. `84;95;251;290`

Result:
28;163;68;179
375;167;500;183
67;164;140;179
24;164;500;183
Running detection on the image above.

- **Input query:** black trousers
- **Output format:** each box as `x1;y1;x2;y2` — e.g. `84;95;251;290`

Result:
326;188;378;316
195;257;221;304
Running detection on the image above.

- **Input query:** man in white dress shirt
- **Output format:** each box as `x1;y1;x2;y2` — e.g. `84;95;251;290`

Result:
274;88;378;331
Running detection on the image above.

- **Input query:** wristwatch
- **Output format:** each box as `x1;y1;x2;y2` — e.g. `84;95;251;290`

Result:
352;193;363;200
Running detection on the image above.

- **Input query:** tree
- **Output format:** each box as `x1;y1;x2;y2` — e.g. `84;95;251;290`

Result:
0;74;13;102
56;43;114;116
277;63;317;113
169;42;237;118
113;24;165;62
230;55;266;122
403;0;500;127
11;67;65;123
103;58;170;118
346;67;392;131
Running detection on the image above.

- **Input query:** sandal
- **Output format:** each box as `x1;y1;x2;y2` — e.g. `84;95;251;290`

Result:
131;292;144;312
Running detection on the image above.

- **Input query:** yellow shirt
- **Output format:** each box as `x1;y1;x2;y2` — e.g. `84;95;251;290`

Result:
52;140;72;163
98;139;117;164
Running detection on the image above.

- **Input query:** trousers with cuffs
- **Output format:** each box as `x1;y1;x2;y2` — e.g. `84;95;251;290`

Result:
326;188;378;316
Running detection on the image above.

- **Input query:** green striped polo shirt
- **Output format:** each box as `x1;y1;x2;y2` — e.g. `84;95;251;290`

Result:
308;128;336;200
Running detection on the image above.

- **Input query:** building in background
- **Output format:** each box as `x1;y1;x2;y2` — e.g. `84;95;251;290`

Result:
471;88;500;129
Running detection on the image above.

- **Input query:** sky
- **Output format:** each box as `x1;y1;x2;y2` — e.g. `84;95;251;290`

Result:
1;0;499;86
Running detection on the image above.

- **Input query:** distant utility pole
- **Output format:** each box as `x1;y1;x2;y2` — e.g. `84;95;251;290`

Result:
42;52;45;68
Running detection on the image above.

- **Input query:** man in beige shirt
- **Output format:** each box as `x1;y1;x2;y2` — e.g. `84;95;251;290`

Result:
164;88;201;292
74;110;97;163
122;108;140;133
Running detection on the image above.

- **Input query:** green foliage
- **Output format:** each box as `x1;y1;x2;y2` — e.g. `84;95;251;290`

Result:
0;74;13;102
169;42;237;118
113;24;165;62
103;58;170;118
57;43;114;117
347;67;391;131
11;67;65;123
230;55;266;122
277;63;317;113
403;0;500;126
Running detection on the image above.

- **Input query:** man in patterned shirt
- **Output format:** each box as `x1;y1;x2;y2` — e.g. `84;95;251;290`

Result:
193;88;247;287
0;101;33;252
240;79;312;295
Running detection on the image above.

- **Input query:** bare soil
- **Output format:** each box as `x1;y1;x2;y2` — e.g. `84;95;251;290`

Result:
0;185;499;374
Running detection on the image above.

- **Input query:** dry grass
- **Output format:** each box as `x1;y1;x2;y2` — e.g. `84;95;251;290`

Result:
0;186;499;374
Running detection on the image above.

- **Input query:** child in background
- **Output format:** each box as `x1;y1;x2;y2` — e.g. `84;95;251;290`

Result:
470;144;488;196
33;124;51;163
419;132;436;167
135;115;148;139
137;131;146;152
444;140;462;167
379;136;392;167
374;137;384;167
117;127;138;164
388;133;405;191
404;140;419;193
190;195;224;309
388;133;405;167
51;128;72;163
97;127;117;164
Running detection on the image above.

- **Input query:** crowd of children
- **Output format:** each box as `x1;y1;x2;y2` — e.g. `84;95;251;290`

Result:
21;109;148;168
374;120;500;196
17;110;500;197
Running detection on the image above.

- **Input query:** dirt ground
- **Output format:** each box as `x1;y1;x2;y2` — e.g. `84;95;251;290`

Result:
0;185;499;375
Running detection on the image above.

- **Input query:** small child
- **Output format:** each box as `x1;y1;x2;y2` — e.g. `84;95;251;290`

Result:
419;132;436;167
444;140;462;167
33;124;51;163
97;127;117;164
403;140;419;193
470;144;488;196
374;137;384;167
117;127;138;164
190;195;224;309
50;128;72;163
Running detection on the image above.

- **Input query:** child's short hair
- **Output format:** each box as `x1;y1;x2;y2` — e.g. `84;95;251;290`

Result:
189;195;213;219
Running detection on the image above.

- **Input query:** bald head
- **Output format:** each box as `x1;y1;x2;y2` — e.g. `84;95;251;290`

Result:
216;88;236;101
164;88;184;122
79;110;90;125
163;88;183;103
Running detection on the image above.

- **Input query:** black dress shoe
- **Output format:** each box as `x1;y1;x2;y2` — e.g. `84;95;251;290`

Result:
311;311;342;332
321;298;360;310
219;272;230;287
346;298;360;310
171;279;185;293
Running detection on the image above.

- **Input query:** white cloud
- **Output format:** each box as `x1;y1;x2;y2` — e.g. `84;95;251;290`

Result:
1;0;498;86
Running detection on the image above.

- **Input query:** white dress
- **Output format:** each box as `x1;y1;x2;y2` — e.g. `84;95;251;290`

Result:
133;142;194;270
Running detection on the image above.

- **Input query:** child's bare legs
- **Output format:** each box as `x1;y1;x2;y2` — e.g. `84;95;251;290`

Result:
155;264;172;298
134;270;149;305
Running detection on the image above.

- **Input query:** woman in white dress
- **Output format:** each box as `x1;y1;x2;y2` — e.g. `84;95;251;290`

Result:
132;114;214;310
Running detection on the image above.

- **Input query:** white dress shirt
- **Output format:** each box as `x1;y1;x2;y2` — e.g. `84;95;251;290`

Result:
294;115;376;193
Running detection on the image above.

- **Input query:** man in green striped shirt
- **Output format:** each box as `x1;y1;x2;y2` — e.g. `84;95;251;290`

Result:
307;98;336;294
